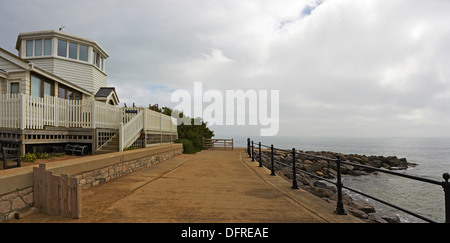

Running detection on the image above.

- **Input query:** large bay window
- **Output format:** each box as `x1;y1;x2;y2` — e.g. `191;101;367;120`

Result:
25;39;52;57
27;37;105;71
57;39;90;64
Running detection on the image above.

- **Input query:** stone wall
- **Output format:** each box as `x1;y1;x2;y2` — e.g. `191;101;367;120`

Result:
0;143;183;222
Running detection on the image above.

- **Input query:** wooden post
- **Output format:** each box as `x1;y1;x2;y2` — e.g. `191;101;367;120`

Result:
38;163;46;213
45;170;53;214
119;122;124;151
61;174;70;217
91;99;96;129
19;93;25;130
52;174;61;216
70;177;81;219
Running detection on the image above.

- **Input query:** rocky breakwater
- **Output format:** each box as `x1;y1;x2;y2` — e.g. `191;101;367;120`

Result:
257;150;417;223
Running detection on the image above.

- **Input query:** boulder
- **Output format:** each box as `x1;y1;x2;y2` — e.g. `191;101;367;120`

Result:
305;163;322;173
351;199;376;214
367;159;382;168
367;212;400;223
347;207;369;219
368;213;388;223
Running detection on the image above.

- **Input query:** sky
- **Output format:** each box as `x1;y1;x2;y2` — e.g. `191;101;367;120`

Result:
1;0;450;138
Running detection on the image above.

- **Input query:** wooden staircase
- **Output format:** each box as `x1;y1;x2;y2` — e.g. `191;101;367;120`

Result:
96;133;120;154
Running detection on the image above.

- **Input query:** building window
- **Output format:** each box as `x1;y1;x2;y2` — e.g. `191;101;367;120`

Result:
30;74;54;98
44;39;52;56
26;40;33;57
30;75;42;97
58;84;81;100
43;81;52;96
69;42;77;59
26;39;52;57
79;45;88;62
35;39;42;56
10;82;20;94
58;87;66;99
58;39;67;57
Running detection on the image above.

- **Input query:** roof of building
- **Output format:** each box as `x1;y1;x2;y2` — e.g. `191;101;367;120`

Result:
95;87;116;97
95;87;120;105
15;30;109;58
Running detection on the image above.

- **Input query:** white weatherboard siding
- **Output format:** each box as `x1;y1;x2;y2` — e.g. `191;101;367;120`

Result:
26;58;54;73
0;56;22;71
92;67;107;93
24;57;106;95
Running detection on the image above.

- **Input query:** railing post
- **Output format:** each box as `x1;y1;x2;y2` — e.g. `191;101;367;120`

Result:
270;144;275;176
251;141;255;162
258;142;262;167
443;173;450;223
247;138;251;158
335;155;346;215
119;122;124;152
291;148;299;189
91;99;96;129
19;93;25;130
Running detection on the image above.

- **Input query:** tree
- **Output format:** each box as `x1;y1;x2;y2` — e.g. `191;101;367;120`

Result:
161;106;215;152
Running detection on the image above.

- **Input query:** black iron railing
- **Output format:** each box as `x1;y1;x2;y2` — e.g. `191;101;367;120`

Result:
247;138;450;223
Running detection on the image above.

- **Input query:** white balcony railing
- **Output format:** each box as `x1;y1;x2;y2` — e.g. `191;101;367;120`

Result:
0;93;177;150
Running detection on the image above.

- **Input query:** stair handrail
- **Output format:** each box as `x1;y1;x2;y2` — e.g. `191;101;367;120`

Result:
119;110;144;151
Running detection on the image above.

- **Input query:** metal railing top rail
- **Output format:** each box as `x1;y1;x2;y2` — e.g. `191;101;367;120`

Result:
259;141;443;186
248;138;450;223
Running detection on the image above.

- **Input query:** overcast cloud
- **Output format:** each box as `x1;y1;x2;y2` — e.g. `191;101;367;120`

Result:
1;0;450;137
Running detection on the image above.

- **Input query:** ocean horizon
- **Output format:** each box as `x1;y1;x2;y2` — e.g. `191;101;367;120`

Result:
219;135;450;223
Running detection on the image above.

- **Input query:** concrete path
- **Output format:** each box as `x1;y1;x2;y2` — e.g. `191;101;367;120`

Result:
9;149;362;223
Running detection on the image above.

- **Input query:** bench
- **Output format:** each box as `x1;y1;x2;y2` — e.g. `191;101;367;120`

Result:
0;143;21;170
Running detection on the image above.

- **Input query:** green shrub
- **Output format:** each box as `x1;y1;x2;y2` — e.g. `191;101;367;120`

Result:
21;153;37;162
124;147;140;151
36;152;50;159
175;138;201;154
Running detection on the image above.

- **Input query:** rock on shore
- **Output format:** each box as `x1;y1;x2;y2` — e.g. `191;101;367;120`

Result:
257;150;414;223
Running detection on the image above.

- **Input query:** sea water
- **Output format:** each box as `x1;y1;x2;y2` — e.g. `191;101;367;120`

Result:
230;136;450;223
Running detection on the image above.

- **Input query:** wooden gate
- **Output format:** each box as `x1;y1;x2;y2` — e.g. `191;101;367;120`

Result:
203;138;234;150
33;163;81;219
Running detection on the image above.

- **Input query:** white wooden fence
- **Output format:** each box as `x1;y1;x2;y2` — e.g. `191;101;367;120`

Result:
0;93;177;150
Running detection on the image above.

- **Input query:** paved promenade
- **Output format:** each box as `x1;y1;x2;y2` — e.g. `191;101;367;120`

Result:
10;149;362;223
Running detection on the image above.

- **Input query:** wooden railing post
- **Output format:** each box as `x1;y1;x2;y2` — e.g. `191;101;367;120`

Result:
19;93;25;130
119;122;124;152
91;99;96;129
